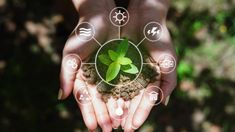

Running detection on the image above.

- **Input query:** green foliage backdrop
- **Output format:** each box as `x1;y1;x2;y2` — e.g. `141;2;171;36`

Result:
0;0;235;131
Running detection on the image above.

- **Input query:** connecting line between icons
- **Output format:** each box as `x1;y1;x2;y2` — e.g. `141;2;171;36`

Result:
137;37;146;47
82;62;95;65
136;80;146;90
96;80;103;87
93;37;102;47
118;26;121;39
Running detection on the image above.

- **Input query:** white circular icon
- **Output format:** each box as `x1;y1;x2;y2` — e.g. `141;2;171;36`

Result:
144;22;163;42
74;86;93;105
157;54;176;74
75;22;95;41
62;54;82;74
144;86;164;106
109;7;129;27
110;99;129;120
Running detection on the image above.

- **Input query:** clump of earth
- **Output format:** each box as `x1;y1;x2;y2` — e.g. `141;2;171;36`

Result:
81;51;160;102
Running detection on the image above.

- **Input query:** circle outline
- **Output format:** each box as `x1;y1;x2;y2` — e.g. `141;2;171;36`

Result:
74;22;95;41
143;21;163;42
95;38;143;87
109;7;130;27
73;86;94;106
62;54;82;74
157;54;176;74
144;86;164;106
110;99;129;120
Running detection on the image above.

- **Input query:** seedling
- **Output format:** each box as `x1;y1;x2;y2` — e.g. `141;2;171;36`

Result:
98;38;139;82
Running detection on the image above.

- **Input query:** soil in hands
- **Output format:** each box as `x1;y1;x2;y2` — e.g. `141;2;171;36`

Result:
81;47;160;102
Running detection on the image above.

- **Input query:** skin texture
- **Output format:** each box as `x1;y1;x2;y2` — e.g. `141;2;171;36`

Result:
121;0;177;131
59;0;119;131
59;0;177;131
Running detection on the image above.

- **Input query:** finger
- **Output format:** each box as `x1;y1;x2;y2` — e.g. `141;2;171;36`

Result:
107;98;130;129
121;117;126;129
148;50;177;103
121;117;126;131
131;82;160;130
59;51;81;100
59;30;99;100
144;25;177;102
106;97;121;129
115;98;129;120
87;84;112;132
73;74;97;131
161;70;177;103
121;101;130;129
124;90;144;132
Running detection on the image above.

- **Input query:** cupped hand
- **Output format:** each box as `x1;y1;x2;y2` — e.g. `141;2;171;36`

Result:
59;0;118;131
121;0;177;131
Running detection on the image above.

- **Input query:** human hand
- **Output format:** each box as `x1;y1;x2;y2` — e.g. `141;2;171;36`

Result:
121;0;177;131
58;0;118;131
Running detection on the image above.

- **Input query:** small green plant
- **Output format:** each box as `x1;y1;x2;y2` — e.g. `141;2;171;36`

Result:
98;38;139;82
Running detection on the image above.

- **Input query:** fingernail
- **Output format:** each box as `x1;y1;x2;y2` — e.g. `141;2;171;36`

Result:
164;96;170;106
132;125;138;130
58;89;63;100
112;123;119;130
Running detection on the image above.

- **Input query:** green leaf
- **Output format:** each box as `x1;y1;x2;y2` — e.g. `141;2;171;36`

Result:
108;50;118;61
117;38;129;57
98;54;112;66
106;62;121;82
118;57;132;65
121;64;139;74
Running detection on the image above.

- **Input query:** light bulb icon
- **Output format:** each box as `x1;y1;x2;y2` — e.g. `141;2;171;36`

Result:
115;106;123;116
111;98;129;120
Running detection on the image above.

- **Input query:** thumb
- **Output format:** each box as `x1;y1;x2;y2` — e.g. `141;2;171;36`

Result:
58;32;98;100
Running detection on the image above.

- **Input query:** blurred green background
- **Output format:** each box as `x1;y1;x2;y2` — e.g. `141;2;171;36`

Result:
0;0;235;131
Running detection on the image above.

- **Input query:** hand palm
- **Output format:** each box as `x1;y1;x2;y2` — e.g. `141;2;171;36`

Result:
59;0;177;131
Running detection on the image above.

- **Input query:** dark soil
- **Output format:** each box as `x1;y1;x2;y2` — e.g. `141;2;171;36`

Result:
96;40;142;84
81;52;160;102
